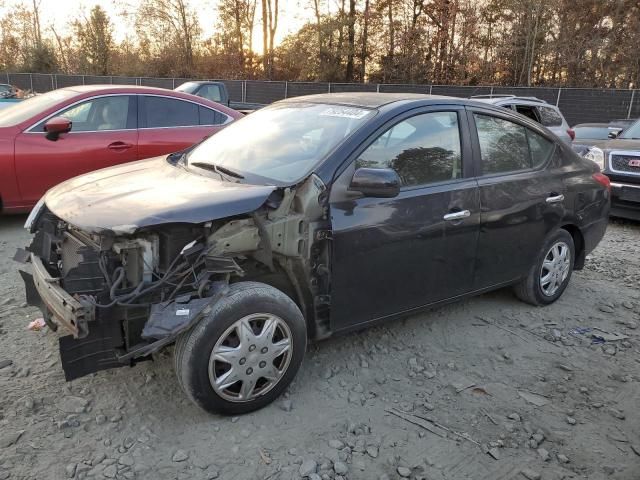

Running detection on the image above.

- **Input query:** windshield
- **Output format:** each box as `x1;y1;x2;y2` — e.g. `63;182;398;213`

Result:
186;102;375;183
0;89;77;127
573;126;612;140
0;84;11;93
620;120;640;139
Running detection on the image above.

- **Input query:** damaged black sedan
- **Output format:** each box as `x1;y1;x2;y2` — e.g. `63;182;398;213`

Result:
18;93;610;415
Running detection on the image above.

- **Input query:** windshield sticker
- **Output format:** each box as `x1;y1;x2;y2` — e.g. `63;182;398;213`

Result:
319;107;370;119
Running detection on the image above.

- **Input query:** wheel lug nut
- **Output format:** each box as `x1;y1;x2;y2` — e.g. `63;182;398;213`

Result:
239;358;246;365
261;347;268;354
249;345;256;352
259;361;266;368
246;367;253;375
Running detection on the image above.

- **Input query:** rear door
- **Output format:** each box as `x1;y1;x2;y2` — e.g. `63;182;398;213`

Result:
14;94;137;205
329;107;480;331
467;108;565;289
137;95;230;159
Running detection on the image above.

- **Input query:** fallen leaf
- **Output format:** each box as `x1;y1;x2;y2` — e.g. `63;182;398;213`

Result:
518;390;549;407
259;448;271;465
472;387;489;395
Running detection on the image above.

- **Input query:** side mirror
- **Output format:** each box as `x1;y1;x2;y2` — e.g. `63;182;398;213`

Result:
349;167;401;198
44;116;72;141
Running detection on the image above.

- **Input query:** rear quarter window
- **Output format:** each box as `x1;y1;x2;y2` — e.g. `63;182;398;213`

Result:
537;106;563;127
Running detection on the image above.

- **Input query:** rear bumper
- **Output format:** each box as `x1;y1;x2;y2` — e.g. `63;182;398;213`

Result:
610;181;640;221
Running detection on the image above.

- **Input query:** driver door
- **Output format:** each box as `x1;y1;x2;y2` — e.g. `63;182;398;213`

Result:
14;95;137;205
328;107;480;331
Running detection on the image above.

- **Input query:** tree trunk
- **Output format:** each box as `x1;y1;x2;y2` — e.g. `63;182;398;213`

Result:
387;0;395;82
345;0;356;81
359;0;369;81
261;0;268;74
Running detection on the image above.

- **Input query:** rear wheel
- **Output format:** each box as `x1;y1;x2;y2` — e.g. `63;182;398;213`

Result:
514;229;575;306
175;282;306;415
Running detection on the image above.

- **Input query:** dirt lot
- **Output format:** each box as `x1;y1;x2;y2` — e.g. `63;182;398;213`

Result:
0;216;638;480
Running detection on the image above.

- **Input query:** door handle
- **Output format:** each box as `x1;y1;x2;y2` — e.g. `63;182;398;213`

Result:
546;193;565;204
108;141;133;151
443;210;471;221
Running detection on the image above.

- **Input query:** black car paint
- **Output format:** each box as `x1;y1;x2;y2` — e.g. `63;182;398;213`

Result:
26;93;609;376
43;156;276;234
322;97;608;334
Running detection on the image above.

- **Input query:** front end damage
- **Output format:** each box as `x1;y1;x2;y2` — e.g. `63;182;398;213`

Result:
17;175;332;381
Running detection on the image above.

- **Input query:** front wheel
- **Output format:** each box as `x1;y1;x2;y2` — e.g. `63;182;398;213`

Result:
174;282;307;415
514;229;575;306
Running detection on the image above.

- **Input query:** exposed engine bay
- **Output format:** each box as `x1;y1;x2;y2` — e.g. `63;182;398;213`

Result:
18;175;332;381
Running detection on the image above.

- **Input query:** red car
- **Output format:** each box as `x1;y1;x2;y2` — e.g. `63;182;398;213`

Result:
0;85;242;213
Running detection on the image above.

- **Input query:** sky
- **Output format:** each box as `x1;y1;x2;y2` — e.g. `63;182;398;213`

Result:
2;0;312;53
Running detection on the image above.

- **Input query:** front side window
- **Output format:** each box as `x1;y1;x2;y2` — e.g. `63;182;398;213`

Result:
143;96;199;128
475;114;554;174
356;111;462;187
34;95;132;132
527;129;555;168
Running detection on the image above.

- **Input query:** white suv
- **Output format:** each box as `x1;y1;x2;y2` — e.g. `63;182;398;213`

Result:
471;95;574;143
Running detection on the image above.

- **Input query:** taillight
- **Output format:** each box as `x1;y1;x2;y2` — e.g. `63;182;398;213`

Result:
592;172;611;192
567;128;575;141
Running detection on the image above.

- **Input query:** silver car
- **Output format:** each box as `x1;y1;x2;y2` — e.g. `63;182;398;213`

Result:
471;95;573;143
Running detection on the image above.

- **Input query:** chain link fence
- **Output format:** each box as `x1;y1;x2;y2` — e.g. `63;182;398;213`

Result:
3;72;638;126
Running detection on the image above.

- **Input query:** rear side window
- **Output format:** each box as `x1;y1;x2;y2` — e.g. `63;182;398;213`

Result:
537;106;563;127
474;114;530;174
527;129;554;168
143;96;199;128
474;114;554;174
513;105;540;123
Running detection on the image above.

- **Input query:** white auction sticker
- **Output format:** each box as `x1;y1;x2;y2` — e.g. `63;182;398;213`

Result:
319;107;370;119
176;309;190;316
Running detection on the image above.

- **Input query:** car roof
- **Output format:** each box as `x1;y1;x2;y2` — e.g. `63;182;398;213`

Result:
278;92;487;109
58;84;183;95
473;96;551;106
50;84;242;118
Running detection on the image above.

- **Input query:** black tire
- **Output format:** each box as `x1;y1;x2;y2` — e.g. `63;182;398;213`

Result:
514;229;575;306
174;281;306;415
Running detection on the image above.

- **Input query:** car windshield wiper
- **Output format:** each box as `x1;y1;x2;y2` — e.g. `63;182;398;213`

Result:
189;161;245;179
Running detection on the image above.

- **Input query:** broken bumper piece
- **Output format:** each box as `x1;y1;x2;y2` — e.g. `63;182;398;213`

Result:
27;253;95;338
20;254;231;381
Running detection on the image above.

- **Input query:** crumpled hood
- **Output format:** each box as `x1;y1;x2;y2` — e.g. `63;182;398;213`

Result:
44;156;277;234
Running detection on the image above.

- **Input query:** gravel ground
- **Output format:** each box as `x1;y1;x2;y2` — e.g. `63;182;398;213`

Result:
0;216;639;480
